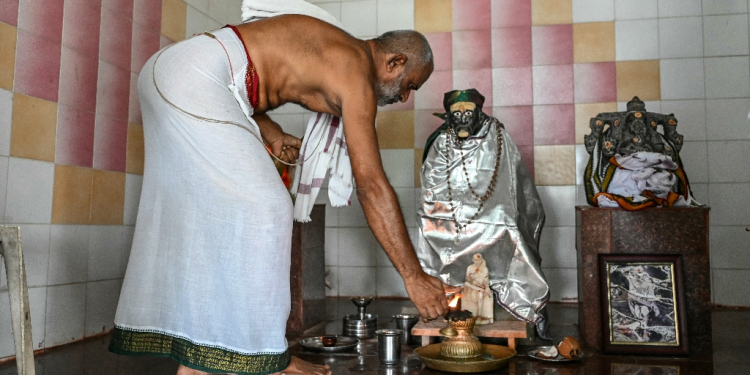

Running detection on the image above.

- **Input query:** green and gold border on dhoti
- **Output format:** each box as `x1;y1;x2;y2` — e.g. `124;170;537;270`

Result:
109;326;290;375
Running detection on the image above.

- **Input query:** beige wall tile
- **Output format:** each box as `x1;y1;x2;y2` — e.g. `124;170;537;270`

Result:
573;22;615;63
377;111;414;149
616;60;661;101
534;145;576;185
414;148;424;188
11;94;57;162
575;102;617;144
532;0;573;26
415;0;452;33
126;123;144;174
90;169;125;225
0;22;16;91
51;165;93;224
162;0;187;42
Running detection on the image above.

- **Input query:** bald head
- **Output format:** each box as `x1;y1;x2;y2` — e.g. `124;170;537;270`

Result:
375;30;433;70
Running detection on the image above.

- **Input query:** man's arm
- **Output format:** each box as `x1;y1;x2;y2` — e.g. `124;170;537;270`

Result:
252;113;302;163
338;80;448;321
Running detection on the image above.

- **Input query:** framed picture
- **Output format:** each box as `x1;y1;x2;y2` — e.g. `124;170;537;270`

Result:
599;254;689;355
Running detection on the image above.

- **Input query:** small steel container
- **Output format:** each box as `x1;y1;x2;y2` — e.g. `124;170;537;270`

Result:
376;329;402;365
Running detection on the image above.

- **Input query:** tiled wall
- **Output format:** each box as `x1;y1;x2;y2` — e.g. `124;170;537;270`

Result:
304;0;750;305
0;0;241;361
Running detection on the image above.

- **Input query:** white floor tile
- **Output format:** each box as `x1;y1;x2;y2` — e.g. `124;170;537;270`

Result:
377;0;414;34
377;266;407;297
88;226;125;281
48;225;90;285
678;141;709;183
539;227;576;269
85;279;122;337
0;89;11;157
707;141;750;182
705;56;750;99
615;0;657;20
711;225;750;269
338;228;380;267
573;0;614;23
658;0;703;17
123;174;142;226
660;100;707;141
615;19;659;61
660;58;705;100
542;268;578;302
337;266;377;296
45;283;86;347
535;186;577;227
5;158;54;224
703;15;749;57
708;183;750;225
705;98;750;141
659;17;704;59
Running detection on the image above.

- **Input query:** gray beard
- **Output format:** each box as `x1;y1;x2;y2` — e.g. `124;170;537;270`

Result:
376;72;405;107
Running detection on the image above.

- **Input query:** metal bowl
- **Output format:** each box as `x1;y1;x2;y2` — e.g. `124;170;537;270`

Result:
415;344;516;373
299;336;359;353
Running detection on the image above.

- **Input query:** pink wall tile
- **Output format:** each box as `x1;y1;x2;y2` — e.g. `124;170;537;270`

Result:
414;109;446;149
56;105;95;167
160;35;174;49
491;0;531;28
380;94;414;111
99;8;132;71
425;33;452;71
93;114;127;172
415;70;453;109
96;61;130;121
574;62;617;104
533;104;575;145
62;0;101;57
453;0;491;30
453;30;492;70
0;0;19;26
533;64;574;104
517;144;534;180
453;69;493;106
493;106;533;145
532;25;573;66
492;27;532;67
58;47;99;113
128;73;141;124
102;0;134;16
14;30;61;102
17;0;64;42
131;23;160;73
134;0;161;32
492;66;532;106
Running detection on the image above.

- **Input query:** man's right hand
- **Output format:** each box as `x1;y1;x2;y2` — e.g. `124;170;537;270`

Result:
403;272;450;322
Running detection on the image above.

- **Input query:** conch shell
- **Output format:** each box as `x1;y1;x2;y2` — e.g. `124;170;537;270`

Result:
555;336;581;359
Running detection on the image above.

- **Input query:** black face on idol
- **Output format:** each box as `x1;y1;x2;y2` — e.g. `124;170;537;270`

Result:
450;104;483;139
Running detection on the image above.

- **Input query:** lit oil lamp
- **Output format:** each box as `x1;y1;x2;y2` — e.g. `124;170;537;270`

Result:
439;294;483;359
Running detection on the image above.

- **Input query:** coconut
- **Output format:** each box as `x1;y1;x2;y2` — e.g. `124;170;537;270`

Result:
536;345;558;359
555;336;581;359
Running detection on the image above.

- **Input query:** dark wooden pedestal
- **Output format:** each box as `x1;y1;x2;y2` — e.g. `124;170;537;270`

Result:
287;204;326;334
576;206;712;356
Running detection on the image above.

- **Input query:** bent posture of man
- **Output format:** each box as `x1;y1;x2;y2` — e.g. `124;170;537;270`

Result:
109;15;448;375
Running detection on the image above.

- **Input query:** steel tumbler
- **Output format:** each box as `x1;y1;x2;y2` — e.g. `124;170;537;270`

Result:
376;329;402;365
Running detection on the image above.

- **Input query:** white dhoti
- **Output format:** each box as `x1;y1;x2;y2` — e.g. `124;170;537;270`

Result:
110;27;293;374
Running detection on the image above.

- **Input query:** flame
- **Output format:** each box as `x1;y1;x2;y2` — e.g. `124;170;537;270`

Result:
448;294;460;308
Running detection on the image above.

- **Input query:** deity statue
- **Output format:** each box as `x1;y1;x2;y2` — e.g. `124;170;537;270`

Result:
415;89;550;337
463;253;494;324
583;97;701;209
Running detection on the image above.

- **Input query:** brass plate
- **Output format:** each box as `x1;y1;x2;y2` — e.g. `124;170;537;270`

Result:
414;344;516;373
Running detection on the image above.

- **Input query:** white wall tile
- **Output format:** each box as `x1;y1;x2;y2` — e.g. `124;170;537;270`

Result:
325;228;339;266
85;279;122;337
702;0;747;16
660;100;707;141
709;183;750;225
325;266;338;296
575;145;588;186
337;192;369;227
660;58;705;100
338;266;376;296
341;0;377;38
268;113;306;139
714;270;750;306
573;0;614;23
0;89;11;156
271;103;308;115
17;224;51;287
542;268;578;302
0;156;7;222
28;286;46;349
48;225;89;285
678;141;709;183
539;226;576;268
659;17;704;59
616;19;659;60
705;98;750;140
185;5;221;38
5;158;54;224
317;2;342;21
689;182;708;204
658;0;703;17
45;283;86;347
615;0;657;20
381;149;415;187
338;228;379;267
377;266;407;297
617;100;661;112
183;0;209;14
0;287;45;357
377;0;415;34
536;186;576;227
395;187;417;228
705;56;750;99
711;225;750;268
123;174;142;226
708;141;750;182
0;291;15;357
325;203;339;227
88;226;125;281
121;226;134;277
703;15;749;57
207;0;241;25
576;184;588;206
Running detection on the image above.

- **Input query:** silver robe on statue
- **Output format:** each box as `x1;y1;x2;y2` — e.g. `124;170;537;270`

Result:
416;116;549;325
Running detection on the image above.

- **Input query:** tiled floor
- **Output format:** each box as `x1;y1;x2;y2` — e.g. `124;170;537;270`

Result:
0;298;747;374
